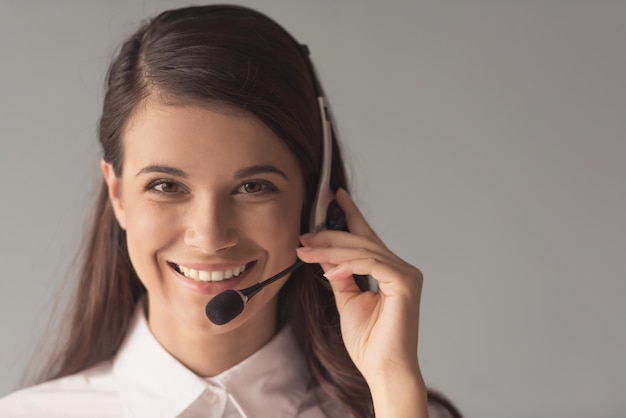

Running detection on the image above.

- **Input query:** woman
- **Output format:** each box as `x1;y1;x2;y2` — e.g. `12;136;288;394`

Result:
0;5;460;418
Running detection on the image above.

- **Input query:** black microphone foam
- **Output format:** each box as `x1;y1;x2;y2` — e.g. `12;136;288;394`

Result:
205;290;245;325
205;260;303;325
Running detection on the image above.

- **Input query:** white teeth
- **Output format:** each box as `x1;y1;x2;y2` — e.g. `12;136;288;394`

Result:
176;264;248;282
236;264;247;276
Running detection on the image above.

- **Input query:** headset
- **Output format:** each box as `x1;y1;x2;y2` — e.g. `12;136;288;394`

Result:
205;42;368;325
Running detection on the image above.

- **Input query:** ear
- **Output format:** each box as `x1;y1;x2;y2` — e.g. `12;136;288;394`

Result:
101;160;127;230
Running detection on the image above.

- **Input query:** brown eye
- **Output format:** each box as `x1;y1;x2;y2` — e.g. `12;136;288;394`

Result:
236;181;277;195
154;181;180;193
242;182;264;193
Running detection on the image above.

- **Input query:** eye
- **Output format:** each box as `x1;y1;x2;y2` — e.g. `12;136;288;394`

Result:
147;179;186;194
236;180;276;195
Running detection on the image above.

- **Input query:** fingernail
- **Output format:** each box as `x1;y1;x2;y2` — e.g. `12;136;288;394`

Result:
337;188;352;200
296;246;313;252
299;232;315;240
323;266;339;278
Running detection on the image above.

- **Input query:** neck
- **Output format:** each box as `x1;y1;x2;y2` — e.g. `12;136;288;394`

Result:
144;296;279;377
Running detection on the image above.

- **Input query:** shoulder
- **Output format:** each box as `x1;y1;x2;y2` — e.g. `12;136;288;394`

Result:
0;360;123;418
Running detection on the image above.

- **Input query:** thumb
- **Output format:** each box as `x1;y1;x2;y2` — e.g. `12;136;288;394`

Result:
323;263;363;311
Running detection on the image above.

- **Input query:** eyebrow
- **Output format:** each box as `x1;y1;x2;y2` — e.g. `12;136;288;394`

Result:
135;164;288;180
136;165;189;178
235;164;289;180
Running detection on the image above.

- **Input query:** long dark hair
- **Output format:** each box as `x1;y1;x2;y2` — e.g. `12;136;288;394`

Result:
31;5;460;418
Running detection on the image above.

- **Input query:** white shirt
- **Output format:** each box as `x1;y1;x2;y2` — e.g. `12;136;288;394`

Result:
0;304;348;418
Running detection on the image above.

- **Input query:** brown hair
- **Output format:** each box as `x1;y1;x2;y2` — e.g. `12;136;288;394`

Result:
32;5;460;418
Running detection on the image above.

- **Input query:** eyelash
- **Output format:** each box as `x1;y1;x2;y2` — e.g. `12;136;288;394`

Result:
144;179;278;196
234;180;278;195
145;179;188;195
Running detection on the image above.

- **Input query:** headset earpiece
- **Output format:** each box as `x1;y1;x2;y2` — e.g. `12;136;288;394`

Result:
325;200;345;231
301;45;371;292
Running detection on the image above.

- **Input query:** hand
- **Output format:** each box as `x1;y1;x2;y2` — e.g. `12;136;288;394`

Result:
296;188;424;387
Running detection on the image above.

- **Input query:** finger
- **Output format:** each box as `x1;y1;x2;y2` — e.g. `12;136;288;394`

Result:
325;257;422;298
298;232;406;271
324;268;364;295
317;261;336;276
300;228;377;250
335;188;384;245
296;246;397;272
321;264;370;314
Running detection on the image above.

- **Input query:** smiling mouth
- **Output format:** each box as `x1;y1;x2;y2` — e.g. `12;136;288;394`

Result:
172;262;253;282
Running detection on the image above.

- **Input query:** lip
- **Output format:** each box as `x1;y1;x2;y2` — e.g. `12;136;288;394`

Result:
168;260;257;296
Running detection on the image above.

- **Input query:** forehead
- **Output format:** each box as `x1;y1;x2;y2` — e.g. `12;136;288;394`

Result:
121;99;301;177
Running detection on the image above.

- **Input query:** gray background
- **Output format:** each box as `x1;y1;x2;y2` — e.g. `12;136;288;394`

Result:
1;1;625;417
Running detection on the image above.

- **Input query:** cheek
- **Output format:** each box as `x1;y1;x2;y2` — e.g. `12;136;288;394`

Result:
237;199;303;261
275;208;301;248
123;202;180;280
240;209;296;248
126;202;178;241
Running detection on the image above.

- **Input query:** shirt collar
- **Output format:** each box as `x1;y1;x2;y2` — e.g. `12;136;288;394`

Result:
113;303;207;418
112;302;310;418
208;320;309;417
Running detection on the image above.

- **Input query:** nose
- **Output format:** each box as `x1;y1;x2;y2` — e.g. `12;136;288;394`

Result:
184;196;238;254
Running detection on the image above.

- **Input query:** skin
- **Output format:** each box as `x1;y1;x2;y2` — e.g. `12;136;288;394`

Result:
102;99;304;377
298;189;427;417
103;98;427;416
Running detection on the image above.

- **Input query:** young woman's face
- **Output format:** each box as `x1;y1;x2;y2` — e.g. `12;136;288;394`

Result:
102;99;304;335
